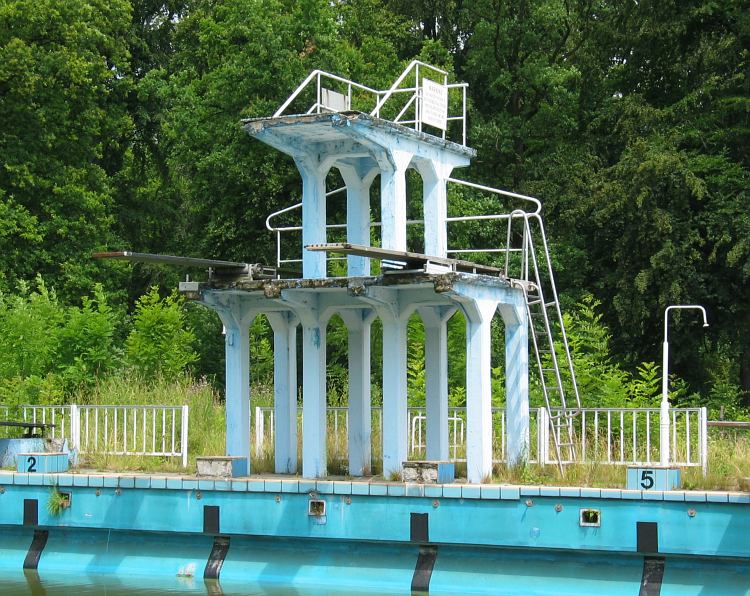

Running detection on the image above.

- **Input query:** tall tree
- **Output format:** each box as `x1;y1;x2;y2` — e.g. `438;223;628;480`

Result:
0;0;132;299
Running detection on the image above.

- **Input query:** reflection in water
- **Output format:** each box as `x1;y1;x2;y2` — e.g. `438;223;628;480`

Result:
2;570;400;596
23;569;46;596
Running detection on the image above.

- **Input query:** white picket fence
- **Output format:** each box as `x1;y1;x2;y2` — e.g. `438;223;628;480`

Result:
0;403;706;473
253;406;708;472
0;404;189;467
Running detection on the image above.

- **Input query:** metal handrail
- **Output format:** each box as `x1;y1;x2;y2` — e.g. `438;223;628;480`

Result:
266;178;545;273
273;60;468;145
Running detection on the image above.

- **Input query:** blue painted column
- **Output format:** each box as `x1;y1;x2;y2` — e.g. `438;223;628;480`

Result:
379;149;412;252
340;309;375;476
206;296;255;477
419;306;456;461
339;163;377;277
464;299;498;483
302;323;327;477
449;285;500;483
500;302;529;466
267;312;299;474
295;157;330;279
418;160;453;258
281;291;327;478
364;288;411;478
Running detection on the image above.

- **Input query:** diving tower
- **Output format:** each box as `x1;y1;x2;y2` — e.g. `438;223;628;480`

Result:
189;61;579;483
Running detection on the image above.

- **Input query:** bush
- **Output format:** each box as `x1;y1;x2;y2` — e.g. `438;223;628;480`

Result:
124;287;197;380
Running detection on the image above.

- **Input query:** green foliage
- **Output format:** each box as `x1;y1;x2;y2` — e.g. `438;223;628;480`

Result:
0;0;748;410
124;287;197;380
0;278;120;405
46;486;71;516
0;0;132;299
56;284;119;390
406;314;426;407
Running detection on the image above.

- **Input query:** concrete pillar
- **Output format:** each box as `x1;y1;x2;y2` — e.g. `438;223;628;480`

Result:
210;300;255;477
340;309;376;476
267;312;299;474
280;291;328;478
419;306;456;461
364;288;410;478
379;149;412;252
301;322;327;477
339;164;377;277
418;160;454;258
448;285;501;484
503;305;529;466
464;299;497;483
295;157;329;279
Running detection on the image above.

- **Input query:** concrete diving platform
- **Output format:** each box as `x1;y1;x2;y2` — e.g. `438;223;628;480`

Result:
181;270;529;484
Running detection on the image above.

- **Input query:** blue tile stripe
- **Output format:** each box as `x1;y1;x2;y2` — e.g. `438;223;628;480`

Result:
0;472;742;503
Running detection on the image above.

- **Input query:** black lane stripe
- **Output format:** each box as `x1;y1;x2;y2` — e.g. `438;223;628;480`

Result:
411;545;438;593
23;529;49;570
204;536;230;580
637;521;659;553
23;499;38;527
639;556;665;596
410;512;429;543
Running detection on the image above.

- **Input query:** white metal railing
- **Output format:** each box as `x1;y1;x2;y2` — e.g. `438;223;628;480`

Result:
265;177;545;276
539;407;707;473
275;60;468;146
0;404;189;467
252;405;707;471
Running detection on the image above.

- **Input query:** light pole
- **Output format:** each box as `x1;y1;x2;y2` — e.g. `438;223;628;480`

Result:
660;305;708;466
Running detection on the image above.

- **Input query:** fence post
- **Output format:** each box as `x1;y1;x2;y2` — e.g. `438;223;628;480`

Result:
181;405;189;468
700;406;708;477
537;408;549;466
254;406;264;455
69;404;80;451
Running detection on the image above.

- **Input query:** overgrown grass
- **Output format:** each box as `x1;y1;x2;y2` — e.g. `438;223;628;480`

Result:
76;373;225;473
68;375;750;490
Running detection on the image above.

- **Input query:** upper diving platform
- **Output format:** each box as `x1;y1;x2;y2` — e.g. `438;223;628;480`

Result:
243;61;475;280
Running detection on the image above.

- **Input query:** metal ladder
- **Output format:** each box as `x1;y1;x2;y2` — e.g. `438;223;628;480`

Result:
506;212;581;472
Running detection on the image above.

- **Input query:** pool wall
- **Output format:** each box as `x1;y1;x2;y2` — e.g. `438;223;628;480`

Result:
0;472;749;594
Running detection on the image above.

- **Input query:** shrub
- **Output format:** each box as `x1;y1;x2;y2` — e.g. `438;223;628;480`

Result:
125;287;197;380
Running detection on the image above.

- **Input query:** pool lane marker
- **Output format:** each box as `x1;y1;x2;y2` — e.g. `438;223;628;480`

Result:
639;556;665;596
23;529;49;570
204;536;230;580
411;545;438;593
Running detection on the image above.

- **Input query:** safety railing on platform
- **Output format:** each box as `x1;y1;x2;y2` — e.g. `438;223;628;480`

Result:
0;404;189;468
274;60;468;146
265;179;543;277
252;406;707;471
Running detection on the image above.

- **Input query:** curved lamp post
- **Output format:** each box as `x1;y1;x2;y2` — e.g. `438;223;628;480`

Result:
660;305;709;466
